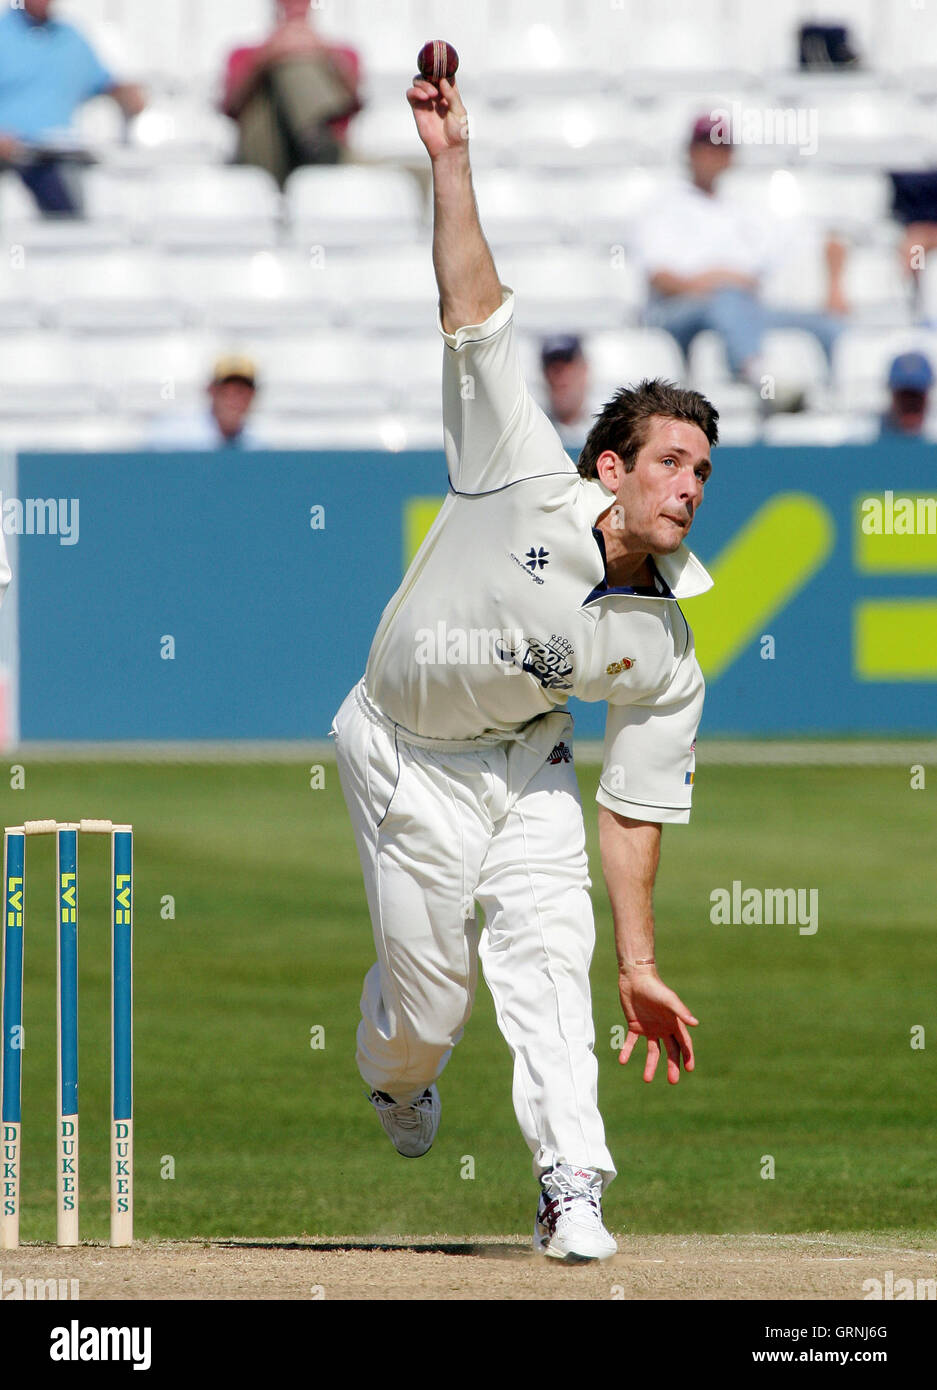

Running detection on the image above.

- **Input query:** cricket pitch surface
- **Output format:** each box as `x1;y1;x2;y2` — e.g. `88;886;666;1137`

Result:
3;1232;935;1300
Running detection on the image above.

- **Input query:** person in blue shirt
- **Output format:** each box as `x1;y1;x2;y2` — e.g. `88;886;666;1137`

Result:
0;0;144;214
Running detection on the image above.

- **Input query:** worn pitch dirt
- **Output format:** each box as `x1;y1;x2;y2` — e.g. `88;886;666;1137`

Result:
2;1232;935;1300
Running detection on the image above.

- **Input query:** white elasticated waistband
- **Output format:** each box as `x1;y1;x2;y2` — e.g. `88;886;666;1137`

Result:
354;679;555;754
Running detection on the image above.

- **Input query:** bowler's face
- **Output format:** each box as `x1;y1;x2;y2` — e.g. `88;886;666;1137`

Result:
615;417;712;554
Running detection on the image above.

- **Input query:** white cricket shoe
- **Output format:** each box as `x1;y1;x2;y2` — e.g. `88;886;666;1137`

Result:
368;1085;441;1158
533;1164;618;1263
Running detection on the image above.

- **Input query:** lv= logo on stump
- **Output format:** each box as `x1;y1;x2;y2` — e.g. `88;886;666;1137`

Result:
1;819;133;1249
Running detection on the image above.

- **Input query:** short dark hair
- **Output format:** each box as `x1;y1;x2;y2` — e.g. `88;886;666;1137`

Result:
577;379;719;478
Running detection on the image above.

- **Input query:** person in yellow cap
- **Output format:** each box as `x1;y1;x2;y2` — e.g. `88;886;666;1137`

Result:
147;356;263;451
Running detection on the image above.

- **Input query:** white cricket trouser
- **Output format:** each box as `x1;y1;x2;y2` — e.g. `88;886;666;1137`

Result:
331;679;616;1185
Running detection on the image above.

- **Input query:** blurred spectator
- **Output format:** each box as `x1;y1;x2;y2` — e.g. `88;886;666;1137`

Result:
221;0;361;187
540;335;596;449
632;114;847;390
879;352;934;438
0;0;144;215
148;356;265;451
889;172;937;321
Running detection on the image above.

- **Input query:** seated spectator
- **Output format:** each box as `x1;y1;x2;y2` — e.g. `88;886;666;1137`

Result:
221;0;362;187
632;114;847;390
889;172;937;321
0;0;144;216
879;352;934;438
540;335;596;450
147;357;265;451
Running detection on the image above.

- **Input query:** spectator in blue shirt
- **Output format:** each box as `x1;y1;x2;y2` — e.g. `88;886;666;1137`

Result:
0;0;144;214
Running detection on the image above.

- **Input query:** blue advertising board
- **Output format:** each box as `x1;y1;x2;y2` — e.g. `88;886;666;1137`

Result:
9;442;937;740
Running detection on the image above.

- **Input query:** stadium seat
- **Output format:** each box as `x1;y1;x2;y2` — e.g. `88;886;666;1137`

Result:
0;168;132;255
760;412;880;446
720;166;893;239
126;98;238;165
469;170;572;248
255;335;394;417
833;327;937;413
285;166;425;250
77;332;221;414
499;249;640;332
0;416;147;453
163;251;339;334
53;253;185;333
0;335;93;416
585;329;688;393
378;334;444;415
249;413;444;452
329;249;440;333
143;167;282;250
487;97;637;172
348;100;428;165
574;170;672;248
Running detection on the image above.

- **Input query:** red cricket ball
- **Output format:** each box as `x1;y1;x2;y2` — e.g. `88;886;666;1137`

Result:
417;39;459;83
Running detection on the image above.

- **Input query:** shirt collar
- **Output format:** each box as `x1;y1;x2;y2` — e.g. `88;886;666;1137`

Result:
579;476;714;602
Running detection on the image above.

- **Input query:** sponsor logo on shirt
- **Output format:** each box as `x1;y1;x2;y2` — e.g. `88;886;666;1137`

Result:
510;546;550;583
547;741;572;765
495;632;574;691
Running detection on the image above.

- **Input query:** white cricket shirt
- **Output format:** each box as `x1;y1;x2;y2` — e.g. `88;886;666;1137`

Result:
364;287;713;824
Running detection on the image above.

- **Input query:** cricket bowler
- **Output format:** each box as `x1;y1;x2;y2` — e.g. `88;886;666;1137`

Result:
331;70;719;1263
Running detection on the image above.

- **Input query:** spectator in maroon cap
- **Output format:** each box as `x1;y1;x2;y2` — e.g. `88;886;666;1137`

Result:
221;0;361;187
630;114;848;395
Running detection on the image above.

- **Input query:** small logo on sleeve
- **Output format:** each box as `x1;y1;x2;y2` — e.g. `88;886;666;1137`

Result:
547;741;572;765
606;657;635;675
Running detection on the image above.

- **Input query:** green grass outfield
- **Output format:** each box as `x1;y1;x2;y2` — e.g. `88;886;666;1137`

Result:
2;758;935;1243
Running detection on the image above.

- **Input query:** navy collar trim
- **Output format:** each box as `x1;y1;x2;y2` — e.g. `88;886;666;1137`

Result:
582;527;675;605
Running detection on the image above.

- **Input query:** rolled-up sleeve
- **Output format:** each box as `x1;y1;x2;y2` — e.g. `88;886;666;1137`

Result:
438;287;571;493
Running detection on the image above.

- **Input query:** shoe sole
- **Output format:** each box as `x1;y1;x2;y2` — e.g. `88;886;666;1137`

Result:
534;1228;617;1263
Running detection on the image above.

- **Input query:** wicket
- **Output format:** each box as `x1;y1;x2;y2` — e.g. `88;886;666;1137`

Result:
1;819;133;1249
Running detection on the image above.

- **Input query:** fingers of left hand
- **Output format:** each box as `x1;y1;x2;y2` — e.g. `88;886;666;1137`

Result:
643;1038;661;1084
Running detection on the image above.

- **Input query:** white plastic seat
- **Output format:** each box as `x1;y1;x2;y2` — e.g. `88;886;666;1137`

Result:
761;412;880;446
720;167;892;237
331;249;439;332
163;250;338;332
285;166;424;249
258;335;393;416
487;97;634;172
144;167;282;249
0;335;92;416
76;332;221;413
127;98;238;165
52;252;184;332
585;329;688;392
248;412;443;452
0;416;147;453
501;250;639;332
833;328;937;413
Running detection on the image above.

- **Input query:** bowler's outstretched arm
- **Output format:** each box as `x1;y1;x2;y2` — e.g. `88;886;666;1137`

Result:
407;75;501;334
